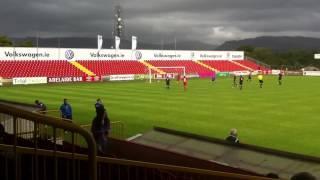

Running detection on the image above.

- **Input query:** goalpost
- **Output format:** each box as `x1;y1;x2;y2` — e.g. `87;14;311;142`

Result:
148;66;186;83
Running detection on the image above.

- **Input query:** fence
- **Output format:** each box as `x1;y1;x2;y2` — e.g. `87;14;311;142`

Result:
37;110;125;141
0;103;97;180
0;101;273;180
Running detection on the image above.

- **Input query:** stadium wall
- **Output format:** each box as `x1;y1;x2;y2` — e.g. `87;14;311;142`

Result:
0;47;244;61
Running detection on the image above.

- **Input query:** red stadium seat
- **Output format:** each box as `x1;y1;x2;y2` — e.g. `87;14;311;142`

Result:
0;59;270;78
234;60;270;71
200;60;246;72
77;60;147;76
0;60;86;78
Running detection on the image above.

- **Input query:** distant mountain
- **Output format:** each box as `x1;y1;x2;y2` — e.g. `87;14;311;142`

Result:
216;36;320;51
11;37;217;50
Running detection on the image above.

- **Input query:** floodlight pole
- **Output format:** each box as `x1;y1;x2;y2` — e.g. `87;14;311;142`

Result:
13;41;16;61
36;32;39;61
58;38;61;60
113;5;124;40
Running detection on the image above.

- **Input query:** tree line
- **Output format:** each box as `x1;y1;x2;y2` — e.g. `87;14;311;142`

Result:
237;45;320;70
0;35;33;47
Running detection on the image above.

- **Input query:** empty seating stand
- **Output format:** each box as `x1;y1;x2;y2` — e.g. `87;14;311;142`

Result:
147;60;213;74
0;60;86;78
235;60;269;71
201;60;248;72
77;60;147;76
0;59;269;79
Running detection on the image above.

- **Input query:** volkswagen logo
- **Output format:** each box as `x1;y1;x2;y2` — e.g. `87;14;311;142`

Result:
191;52;195;58
135;51;142;60
226;52;230;58
65;50;75;60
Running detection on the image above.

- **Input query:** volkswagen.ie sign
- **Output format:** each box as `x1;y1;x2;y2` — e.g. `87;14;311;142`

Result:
65;50;75;60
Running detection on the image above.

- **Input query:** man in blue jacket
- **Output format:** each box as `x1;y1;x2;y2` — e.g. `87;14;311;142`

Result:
60;98;72;121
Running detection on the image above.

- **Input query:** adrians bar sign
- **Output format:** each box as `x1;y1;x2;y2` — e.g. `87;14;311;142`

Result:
48;77;83;83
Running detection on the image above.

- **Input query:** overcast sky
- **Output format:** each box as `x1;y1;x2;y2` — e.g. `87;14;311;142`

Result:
1;0;320;44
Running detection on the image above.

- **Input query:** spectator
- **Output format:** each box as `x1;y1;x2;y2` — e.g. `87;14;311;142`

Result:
226;128;239;143
95;98;104;114
291;172;316;180
34;100;47;113
60;99;72;121
91;99;110;154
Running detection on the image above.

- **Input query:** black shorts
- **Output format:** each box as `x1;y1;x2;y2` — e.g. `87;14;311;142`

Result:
259;80;263;83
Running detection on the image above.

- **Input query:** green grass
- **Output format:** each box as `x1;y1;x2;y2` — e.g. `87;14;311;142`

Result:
0;76;319;157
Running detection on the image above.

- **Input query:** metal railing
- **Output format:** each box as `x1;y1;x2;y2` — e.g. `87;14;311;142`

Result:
96;156;275;180
0;144;274;180
0;103;97;180
36;110;124;145
0;102;275;180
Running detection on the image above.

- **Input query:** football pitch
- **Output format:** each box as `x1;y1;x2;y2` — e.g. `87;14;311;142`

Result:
0;76;319;157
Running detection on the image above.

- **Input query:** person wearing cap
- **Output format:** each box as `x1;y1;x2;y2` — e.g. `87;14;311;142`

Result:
226;128;239;143
34;100;47;113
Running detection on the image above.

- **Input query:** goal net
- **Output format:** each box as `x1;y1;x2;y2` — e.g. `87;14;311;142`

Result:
148;66;186;83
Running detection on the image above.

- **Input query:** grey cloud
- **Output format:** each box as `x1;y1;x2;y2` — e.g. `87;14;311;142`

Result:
1;0;320;45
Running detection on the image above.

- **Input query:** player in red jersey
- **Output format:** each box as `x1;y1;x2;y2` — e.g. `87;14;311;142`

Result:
176;73;181;84
183;76;188;91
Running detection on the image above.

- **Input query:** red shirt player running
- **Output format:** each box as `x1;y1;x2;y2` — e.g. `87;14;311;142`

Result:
177;74;181;82
183;76;188;91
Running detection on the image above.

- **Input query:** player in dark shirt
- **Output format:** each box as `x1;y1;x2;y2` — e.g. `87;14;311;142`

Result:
239;75;244;90
165;76;170;89
278;72;283;85
211;73;216;84
233;75;237;88
258;74;263;88
247;71;252;82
